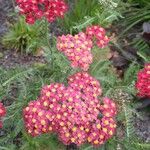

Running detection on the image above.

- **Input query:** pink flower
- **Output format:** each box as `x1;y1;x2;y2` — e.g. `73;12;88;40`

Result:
86;25;110;48
16;0;68;24
57;33;93;71
100;97;117;117
23;72;117;147
57;26;110;71
135;63;150;98
68;72;102;98
0;102;6;128
88;118;116;146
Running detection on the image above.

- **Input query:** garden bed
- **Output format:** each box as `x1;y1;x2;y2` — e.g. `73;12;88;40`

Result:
0;1;150;150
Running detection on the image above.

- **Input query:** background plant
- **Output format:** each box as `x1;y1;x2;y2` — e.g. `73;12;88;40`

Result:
58;0;123;33
2;17;46;55
117;0;150;63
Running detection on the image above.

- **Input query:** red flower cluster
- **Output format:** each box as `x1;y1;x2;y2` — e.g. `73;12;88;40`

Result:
0;102;6;128
57;25;109;71
86;25;110;48
57;32;93;71
16;0;68;24
23;72;117;147
135;63;150;98
68;72;102;99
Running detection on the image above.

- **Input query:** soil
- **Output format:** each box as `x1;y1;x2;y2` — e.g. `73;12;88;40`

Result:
0;46;46;69
0;0;149;146
135;113;150;143
0;0;13;36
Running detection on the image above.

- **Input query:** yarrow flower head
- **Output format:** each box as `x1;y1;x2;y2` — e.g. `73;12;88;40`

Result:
0;102;6;128
23;72;117;147
135;63;150;98
16;0;68;24
68;72;102;99
57;32;93;71
86;25;110;48
57;25;110;71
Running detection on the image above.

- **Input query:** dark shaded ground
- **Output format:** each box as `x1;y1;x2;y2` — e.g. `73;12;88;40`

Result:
0;46;46;69
0;0;13;36
135;114;150;143
0;0;150;145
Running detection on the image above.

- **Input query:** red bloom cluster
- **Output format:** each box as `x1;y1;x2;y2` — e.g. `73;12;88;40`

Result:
68;72;102;99
57;25;110;71
135;63;150;98
86;25;110;48
57;32;93;71
16;0;68;24
0;102;6;128
23;72;117;147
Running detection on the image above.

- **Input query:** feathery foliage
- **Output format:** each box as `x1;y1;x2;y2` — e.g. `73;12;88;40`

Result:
58;0;123;33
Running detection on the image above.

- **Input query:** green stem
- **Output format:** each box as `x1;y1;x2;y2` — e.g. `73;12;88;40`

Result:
44;19;53;67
